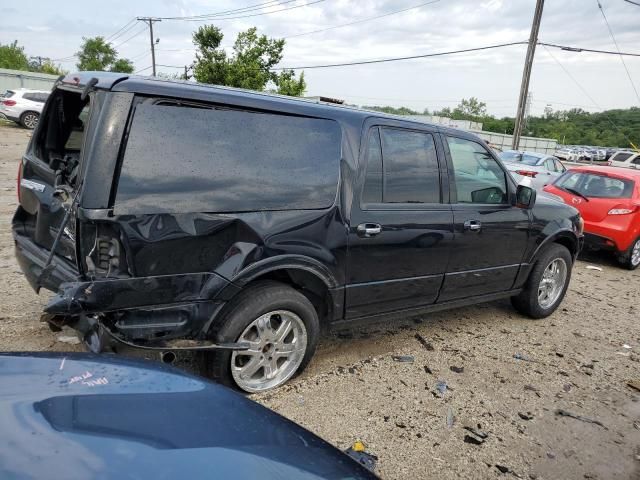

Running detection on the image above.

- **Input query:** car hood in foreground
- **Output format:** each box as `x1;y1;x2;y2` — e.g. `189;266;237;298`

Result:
0;353;376;480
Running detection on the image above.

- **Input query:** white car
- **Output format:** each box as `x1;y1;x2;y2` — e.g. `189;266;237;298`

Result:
0;88;50;129
498;150;567;190
607;150;640;169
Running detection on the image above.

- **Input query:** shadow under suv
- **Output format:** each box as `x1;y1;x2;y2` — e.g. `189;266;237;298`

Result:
13;72;584;392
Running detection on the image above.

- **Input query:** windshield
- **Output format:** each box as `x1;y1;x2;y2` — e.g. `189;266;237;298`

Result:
555;171;634;199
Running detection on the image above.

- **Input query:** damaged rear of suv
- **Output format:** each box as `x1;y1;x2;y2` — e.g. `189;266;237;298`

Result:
14;72;583;393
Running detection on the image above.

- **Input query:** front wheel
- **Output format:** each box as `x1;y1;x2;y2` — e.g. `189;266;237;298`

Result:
618;237;640;270
511;244;573;319
201;281;320;393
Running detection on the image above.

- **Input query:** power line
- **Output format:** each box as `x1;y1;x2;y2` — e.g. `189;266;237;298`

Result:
284;0;440;38
106;18;139;43
112;24;148;50
134;65;153;74
538;42;640;57
277;41;529;70
595;0;640;103
160;0;291;20
160;0;325;21
542;45;634;145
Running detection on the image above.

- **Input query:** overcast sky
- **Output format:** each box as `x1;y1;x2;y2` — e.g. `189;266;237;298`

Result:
2;0;639;116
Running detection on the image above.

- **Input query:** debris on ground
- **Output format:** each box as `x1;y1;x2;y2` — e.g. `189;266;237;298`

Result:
555;409;606;429
524;384;541;397
423;365;433;374
622;344;632;349
345;440;378;472
585;265;603;272
463;425;489;445
392;355;414;363
414;333;434;351
449;366;464;374
57;335;81;345
513;353;537;363
518;412;534;421
627;380;640;393
435;381;448;397
495;464;511;474
446;407;455;428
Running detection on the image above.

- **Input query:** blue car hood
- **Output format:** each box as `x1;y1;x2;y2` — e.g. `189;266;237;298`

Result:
0;353;375;480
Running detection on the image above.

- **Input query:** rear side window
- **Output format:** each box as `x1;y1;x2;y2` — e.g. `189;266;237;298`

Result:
613;152;632;163
555;171;634;198
115;103;341;214
361;127;441;205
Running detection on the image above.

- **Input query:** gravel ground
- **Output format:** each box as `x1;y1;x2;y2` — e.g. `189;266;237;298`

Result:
0;123;639;479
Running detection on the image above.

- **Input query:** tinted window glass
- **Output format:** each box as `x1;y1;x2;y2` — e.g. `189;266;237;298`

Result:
116;103;341;214
520;154;541;165
613;152;632;162
362;128;383;204
447;136;508;204
544;158;557;172
22;93;35;101
555;171;634;198
632;156;640;165
3;90;15;98
380;128;440;203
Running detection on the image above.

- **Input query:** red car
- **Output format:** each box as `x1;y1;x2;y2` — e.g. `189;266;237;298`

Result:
544;166;640;270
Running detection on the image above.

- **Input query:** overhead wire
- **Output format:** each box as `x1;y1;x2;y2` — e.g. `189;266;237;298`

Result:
595;0;640;103
284;0;440;38
542;45;634;144
160;0;292;20
159;0;325;22
105;18;139;43
112;24;148;50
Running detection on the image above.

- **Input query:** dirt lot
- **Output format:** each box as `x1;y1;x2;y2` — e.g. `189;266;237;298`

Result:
0;122;639;479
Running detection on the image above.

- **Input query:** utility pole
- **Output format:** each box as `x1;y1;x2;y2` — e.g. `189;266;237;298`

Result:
512;0;544;150
137;17;161;76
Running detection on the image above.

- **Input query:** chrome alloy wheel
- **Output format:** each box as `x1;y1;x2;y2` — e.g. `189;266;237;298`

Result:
538;258;568;309
231;310;307;393
631;239;640;267
22;113;39;129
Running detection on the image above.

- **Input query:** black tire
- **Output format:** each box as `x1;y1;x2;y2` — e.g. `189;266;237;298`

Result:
511;244;573;319
20;111;39;129
201;281;320;392
617;236;640;270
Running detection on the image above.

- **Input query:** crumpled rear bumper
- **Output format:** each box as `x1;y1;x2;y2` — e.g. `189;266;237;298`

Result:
44;273;240;348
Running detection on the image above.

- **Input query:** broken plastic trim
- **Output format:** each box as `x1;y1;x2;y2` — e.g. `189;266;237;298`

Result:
100;324;250;352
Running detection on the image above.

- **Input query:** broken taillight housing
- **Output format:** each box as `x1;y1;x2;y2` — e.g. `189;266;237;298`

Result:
516;170;538;178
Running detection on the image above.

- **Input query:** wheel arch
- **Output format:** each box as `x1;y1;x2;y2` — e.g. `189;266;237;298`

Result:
530;230;579;265
214;256;342;330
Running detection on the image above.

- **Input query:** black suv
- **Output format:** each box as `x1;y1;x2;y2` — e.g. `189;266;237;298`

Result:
13;72;584;392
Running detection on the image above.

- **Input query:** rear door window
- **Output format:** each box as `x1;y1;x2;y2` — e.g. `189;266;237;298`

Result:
613;152;632;163
115;103;342;214
361;127;441;205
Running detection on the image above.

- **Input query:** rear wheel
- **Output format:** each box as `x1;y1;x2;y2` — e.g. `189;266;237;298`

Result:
20;111;39;129
201;281;320;393
618;237;640;270
511;244;573;318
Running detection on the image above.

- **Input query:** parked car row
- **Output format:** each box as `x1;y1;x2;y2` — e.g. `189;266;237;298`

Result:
555;146;610;162
0;88;49;129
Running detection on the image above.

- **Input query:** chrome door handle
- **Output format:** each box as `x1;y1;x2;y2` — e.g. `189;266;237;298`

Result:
463;220;482;232
357;223;382;237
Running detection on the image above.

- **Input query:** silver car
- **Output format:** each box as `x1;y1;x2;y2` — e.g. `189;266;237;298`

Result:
498;150;567;190
0;88;50;129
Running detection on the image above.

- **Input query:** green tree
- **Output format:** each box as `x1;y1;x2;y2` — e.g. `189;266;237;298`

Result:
76;36;133;73
109;58;134;74
39;60;66;76
452;97;487;118
0;41;29;70
363;105;419;115
192;26;306;96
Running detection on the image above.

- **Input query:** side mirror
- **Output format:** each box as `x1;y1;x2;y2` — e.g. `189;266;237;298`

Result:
515;184;536;209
